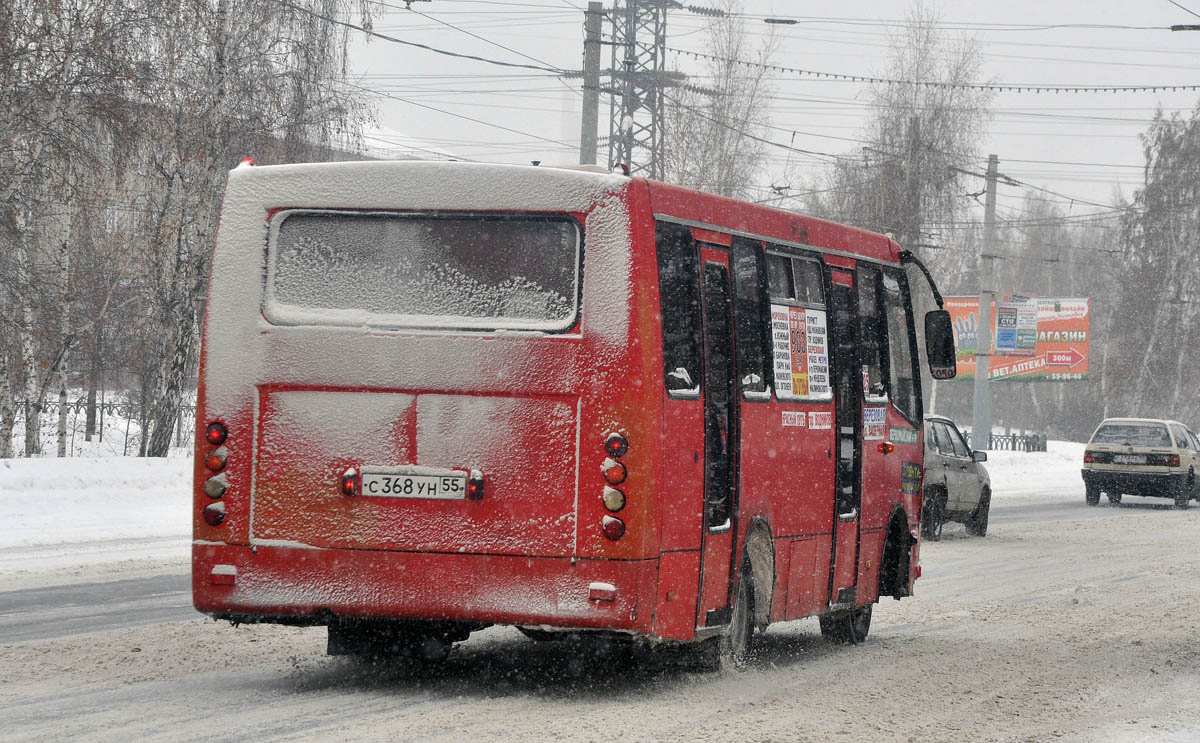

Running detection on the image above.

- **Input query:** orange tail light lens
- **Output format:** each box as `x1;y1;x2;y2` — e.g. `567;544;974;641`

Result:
602;459;627;486
205;447;228;472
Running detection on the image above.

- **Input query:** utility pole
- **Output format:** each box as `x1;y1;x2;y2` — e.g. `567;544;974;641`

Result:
579;2;603;165
972;154;999;450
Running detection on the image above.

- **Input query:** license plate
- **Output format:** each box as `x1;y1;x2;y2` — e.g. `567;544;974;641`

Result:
360;467;467;500
1112;454;1147;465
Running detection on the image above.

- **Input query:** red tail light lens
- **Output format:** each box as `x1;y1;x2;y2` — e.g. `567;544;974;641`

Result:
602;515;625;540
1084;450;1111;464
602;459;627;486
203;502;226;526
467;472;485;500
205;422;228;446
340;468;358;496
604;433;628;458
1147;453;1181;467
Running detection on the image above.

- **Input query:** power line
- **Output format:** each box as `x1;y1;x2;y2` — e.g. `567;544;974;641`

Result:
275;0;567;74
404;6;581;98
347;81;576;151
667;46;1200;94
1166;0;1200;21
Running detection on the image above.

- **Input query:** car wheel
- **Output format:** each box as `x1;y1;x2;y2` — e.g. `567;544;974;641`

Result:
921;488;945;541
819;605;872;645
1175;477;1190;509
1107;491;1122;505
1085;484;1100;506
966;488;990;537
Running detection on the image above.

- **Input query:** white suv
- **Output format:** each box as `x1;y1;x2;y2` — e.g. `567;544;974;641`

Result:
1081;418;1200;508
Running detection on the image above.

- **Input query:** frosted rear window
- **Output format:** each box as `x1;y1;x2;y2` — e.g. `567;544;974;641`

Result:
265;211;580;331
1092;423;1171;447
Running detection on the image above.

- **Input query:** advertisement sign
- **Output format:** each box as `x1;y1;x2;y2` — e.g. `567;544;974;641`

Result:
946;297;1090;381
995;294;1038;356
771;304;831;399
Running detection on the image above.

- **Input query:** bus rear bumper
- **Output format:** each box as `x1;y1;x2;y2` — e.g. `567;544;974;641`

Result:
192;542;658;636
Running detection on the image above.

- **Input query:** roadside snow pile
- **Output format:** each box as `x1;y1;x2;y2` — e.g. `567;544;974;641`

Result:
0;456;191;548
0;439;1088;584
983;439;1085;501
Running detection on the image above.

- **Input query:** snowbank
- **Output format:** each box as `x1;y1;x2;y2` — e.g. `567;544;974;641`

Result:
985;439;1086;501
0;455;191;588
0;440;1089;587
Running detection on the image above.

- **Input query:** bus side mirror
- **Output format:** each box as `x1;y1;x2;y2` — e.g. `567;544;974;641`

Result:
925;310;957;380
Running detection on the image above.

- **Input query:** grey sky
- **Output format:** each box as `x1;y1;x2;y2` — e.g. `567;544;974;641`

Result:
351;0;1200;222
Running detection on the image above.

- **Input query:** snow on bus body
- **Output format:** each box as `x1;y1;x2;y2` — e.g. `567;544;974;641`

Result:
193;160;661;630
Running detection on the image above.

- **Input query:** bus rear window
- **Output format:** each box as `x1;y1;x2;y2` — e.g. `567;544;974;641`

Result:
265;211;580;331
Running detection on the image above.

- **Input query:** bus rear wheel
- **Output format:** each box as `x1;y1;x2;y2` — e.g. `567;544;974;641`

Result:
697;557;755;671
819;605;872;645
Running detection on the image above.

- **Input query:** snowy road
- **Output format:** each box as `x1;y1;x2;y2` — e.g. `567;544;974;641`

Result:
2;493;1199;742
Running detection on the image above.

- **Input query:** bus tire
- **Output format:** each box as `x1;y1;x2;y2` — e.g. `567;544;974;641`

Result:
719;557;755;669
819;605;872;645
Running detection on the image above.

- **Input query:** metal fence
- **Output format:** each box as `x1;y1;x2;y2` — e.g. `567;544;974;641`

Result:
8;399;197;455
966;431;1048;452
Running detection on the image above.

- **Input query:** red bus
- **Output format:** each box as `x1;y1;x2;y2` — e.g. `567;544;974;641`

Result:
193;160;956;666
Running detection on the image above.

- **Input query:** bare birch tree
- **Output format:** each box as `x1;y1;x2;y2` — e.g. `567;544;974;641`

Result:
812;0;992;272
660;1;775;199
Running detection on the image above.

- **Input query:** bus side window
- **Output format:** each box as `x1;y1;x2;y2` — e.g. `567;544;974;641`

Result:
732;237;769;397
881;270;921;422
655;222;702;397
857;266;886;400
793;258;825;306
765;253;795;301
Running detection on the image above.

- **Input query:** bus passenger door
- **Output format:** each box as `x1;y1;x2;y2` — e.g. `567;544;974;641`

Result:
827;269;861;608
697;257;738;627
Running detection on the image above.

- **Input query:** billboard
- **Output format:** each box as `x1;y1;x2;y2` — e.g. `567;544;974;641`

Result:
945;296;1090;381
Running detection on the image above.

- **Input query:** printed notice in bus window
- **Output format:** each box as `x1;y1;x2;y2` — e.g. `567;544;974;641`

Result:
771;304;831;400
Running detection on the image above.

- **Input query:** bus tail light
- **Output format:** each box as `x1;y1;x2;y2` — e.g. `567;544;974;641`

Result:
205;447;228;472
602;486;626;512
205;422;228;446
602;458;627;486
203;502;227;526
602;515;625;540
467;471;485;500
204;473;228;499
340;467;358;496
604;433;628;458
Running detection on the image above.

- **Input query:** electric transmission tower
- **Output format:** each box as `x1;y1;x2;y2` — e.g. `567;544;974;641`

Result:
606;1;683;179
